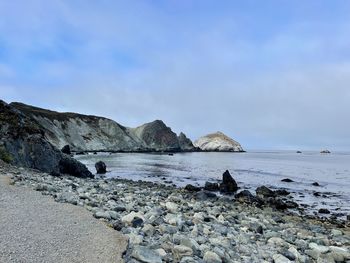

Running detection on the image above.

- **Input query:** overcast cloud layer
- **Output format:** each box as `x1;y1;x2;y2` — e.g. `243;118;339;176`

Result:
1;1;350;150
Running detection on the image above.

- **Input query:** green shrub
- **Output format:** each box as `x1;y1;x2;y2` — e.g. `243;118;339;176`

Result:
0;147;13;163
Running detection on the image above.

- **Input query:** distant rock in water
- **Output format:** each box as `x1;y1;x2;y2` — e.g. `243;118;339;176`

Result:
11;102;196;152
320;150;331;154
194;132;244;152
95;161;107;174
0;100;92;178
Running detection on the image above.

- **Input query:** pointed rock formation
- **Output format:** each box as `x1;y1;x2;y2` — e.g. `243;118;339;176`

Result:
178;132;196;151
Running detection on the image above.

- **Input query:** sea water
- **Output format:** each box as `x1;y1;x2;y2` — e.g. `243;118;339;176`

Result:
76;151;350;217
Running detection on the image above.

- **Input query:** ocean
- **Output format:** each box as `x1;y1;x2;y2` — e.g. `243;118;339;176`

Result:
76;151;350;217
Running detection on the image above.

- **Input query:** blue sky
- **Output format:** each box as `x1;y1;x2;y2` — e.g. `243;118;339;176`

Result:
1;0;350;150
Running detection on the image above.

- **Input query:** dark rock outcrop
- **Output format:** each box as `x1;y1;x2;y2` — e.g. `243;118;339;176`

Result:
61;145;71;155
235;190;262;205
204;182;220;191
281;178;294;183
0;100;93;178
59;156;93;178
220;170;238;193
256;186;276;198
95;161;107;174
184;184;201;192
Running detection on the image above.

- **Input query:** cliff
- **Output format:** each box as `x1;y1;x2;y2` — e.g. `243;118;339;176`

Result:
0;100;93;177
194;132;244;152
10;102;196;152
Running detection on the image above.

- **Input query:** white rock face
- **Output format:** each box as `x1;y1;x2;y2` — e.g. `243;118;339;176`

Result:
194;132;244;152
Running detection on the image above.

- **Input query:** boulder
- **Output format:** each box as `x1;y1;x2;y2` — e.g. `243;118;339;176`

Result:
256;186;276;198
318;208;331;214
61;145;71;155
95;161;107;174
184;184;201;192
59;156;94;178
219;170;238;193
235;190;261;205
204;182;219;191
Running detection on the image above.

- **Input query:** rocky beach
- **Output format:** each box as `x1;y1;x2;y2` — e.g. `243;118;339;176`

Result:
2;161;349;263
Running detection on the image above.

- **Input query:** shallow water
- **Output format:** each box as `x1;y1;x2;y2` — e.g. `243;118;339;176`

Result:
76;151;350;217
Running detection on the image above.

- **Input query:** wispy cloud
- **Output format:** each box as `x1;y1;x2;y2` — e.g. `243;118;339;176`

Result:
1;0;350;150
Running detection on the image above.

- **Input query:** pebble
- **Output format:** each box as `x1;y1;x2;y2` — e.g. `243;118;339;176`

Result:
203;251;222;263
131;245;162;263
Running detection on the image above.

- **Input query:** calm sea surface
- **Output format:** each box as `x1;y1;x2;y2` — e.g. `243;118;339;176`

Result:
76;151;350;216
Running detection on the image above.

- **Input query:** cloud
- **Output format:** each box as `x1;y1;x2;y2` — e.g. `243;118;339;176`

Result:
0;1;350;150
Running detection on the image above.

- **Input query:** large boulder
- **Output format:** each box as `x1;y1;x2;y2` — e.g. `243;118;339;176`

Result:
204;182;219;191
220;170;238;193
194;132;244;152
59;156;93;178
256;186;276;198
95;161;107;174
0;100;93;178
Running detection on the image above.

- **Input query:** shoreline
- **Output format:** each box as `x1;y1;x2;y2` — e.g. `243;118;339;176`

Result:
4;163;350;262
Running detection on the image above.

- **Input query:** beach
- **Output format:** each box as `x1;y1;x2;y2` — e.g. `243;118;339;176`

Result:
3;161;349;263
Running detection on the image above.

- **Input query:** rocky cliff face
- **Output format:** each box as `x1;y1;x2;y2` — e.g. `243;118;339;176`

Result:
11;102;195;152
0;100;93;177
194;132;244;152
178;132;197;151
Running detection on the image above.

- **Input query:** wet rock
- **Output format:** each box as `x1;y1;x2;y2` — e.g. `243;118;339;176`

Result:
95;161;107;174
281;178;294;182
318;208;331;214
61;145;71;155
256;186;276;198
59;156;94;178
131;246;162;263
184;184;201;192
312;182;320;186
235;190;261;205
204;182;219;191
219;170;238;193
275;189;290;196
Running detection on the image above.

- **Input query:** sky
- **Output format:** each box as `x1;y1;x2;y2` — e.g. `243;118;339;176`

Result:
1;0;350;151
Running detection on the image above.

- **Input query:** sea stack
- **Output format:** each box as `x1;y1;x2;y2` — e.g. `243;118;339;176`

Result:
194;132;244;152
